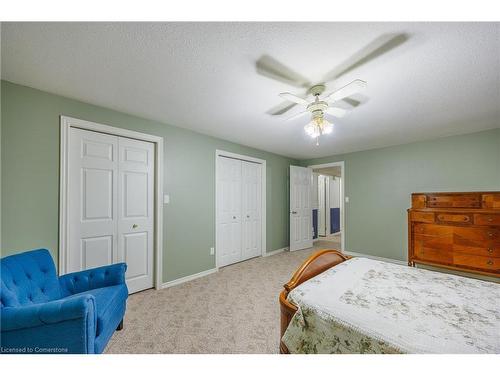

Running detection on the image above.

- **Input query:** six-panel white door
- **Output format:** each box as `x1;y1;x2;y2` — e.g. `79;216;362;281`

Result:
68;128;118;272
117;137;155;293
217;156;262;267
289;166;313;251
68;128;154;294
241;161;262;260
318;175;327;236
217;157;243;267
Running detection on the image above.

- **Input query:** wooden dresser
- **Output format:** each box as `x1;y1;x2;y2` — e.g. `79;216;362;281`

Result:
408;192;500;277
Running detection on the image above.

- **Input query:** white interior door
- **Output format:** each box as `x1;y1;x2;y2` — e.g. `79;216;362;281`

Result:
68;128;155;294
217;157;242;267
318;175;326;237
68;128;118;272
289;166;313;251
241;161;262;260
325;176;331;235
117;137;155;294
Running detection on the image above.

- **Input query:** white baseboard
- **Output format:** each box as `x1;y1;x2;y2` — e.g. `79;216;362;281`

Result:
264;247;288;257
160;267;218;289
343;250;407;265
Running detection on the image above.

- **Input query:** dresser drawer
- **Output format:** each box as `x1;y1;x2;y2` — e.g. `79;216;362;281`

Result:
482;194;500;209
453;243;500;258
414;244;453;264
474;213;500;226
413;223;453;236
414;224;499;241
426;193;482;208
410;211;435;223
453;254;499;273
436;213;472;225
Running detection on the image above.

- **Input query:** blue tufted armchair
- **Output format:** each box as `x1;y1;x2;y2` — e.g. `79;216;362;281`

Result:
1;249;128;354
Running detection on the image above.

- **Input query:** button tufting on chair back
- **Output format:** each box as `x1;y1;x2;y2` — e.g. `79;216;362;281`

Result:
60;267;115;295
1;249;62;307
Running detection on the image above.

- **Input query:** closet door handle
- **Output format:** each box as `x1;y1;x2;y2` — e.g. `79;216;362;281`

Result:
232;216;237;219
291;211;298;214
246;215;250;218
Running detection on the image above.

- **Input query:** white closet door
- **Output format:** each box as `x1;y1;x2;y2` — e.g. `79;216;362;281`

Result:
68;128;118;272
68;128;155;294
241;161;262;260
289;166;313;251
217;157;242;267
117;137;155;294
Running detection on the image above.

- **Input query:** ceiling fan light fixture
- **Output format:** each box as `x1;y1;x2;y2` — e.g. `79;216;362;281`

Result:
321;118;333;135
304;115;333;139
304;121;320;138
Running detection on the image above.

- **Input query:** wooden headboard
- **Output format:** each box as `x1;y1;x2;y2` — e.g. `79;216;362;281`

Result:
279;249;350;353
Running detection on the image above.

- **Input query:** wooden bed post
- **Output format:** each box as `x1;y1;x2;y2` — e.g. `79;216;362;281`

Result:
279;249;350;354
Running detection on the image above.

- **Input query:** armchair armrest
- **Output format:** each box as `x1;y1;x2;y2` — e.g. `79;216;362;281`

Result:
59;263;127;296
1;294;95;332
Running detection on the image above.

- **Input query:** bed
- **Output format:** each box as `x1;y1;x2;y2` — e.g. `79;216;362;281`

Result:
279;250;500;354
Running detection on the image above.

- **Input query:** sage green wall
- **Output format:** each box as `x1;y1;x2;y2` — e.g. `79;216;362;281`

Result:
1;80;296;282
301;128;500;261
2;80;499;277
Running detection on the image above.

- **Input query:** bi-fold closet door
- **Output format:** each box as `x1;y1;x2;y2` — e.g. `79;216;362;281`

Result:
67;127;154;294
217;156;262;267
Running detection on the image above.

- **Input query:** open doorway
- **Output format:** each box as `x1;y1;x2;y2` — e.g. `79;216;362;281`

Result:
309;162;344;251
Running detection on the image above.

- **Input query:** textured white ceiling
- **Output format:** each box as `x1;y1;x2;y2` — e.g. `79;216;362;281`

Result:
1;22;499;159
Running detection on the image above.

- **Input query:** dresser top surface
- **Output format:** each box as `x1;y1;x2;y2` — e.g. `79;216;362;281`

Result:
408;207;500;213
411;192;500;196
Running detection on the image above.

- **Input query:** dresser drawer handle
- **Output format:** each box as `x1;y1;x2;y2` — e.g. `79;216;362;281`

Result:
487;260;493;265
488;217;493;222
487;248;493;253
488;232;494;237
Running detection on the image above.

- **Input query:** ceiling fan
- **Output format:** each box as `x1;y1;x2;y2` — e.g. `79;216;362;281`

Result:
256;33;408;145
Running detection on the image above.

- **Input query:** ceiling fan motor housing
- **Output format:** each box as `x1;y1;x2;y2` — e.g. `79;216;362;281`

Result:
308;84;326;96
307;101;329;116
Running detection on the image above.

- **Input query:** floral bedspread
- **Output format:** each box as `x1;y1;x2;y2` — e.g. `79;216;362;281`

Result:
282;257;500;354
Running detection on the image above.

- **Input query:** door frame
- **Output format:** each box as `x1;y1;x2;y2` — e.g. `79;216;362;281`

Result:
215;150;266;268
308;161;345;252
59;115;164;290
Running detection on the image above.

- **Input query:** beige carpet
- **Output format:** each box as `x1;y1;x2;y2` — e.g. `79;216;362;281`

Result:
316;232;341;246
105;245;337;354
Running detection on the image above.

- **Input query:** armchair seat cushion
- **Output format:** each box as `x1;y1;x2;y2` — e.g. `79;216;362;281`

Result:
71;284;127;337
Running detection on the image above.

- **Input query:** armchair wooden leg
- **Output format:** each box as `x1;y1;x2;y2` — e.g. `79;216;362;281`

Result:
117;319;124;331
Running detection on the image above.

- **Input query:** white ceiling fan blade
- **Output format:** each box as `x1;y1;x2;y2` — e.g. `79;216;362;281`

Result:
286;110;309;121
279;92;309;105
256;55;311;88
266;101;297;116
325;107;348;118
324;80;367;102
322;33;409;81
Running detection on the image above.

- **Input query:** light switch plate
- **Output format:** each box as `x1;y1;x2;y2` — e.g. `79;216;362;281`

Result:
164;194;170;204
345;196;350;203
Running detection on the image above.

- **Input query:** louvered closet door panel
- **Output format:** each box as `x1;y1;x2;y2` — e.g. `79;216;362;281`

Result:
241;161;262;260
68;128;118;273
217;157;242;267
